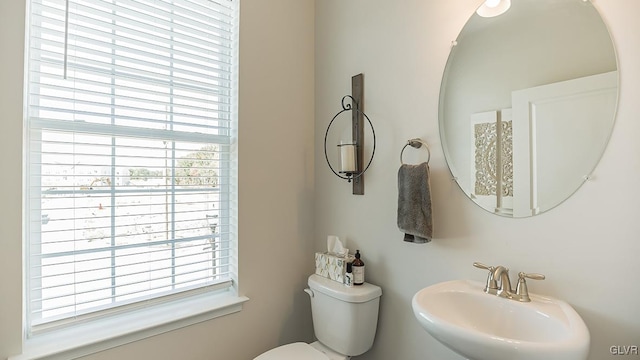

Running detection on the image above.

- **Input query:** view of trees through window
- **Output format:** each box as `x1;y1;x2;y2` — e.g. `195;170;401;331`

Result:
36;135;225;320
128;144;220;186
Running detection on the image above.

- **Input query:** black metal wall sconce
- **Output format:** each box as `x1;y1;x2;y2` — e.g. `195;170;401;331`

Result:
324;73;376;195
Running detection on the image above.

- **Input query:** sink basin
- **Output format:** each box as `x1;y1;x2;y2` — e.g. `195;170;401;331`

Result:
412;280;590;360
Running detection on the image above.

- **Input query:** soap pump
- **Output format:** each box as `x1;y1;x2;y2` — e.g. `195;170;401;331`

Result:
352;250;365;285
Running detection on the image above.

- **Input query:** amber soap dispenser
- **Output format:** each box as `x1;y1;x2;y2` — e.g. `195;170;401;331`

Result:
352;250;365;285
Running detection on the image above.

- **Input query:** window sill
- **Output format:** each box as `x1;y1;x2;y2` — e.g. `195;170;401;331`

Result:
11;291;249;360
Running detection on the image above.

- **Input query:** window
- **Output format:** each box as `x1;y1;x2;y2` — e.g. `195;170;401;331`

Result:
25;0;238;336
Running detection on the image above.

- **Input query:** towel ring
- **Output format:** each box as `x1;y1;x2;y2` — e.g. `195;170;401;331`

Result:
400;138;430;165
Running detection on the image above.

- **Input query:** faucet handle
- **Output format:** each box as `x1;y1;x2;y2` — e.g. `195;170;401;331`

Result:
519;272;545;281
515;272;545;302
473;262;498;293
473;262;494;271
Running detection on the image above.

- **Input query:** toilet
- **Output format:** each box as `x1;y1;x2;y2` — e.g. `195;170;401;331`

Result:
254;274;382;360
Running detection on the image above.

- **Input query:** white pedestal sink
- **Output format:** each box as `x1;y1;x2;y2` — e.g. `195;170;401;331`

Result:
411;280;590;360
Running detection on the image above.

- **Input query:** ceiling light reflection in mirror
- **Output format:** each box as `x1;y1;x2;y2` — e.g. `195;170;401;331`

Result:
476;0;511;18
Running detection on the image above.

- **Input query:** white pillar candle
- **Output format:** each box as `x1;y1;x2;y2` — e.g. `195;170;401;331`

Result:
339;141;357;173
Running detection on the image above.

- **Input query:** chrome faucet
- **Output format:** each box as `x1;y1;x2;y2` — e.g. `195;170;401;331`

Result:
492;265;513;298
473;262;545;302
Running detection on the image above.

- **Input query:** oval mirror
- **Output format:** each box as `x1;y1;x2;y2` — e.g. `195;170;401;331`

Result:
439;0;618;218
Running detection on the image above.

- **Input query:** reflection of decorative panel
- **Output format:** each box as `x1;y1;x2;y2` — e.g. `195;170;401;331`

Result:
501;120;513;197
474;122;498;196
471;110;514;215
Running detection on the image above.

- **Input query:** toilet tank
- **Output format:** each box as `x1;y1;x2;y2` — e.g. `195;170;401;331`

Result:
307;274;382;356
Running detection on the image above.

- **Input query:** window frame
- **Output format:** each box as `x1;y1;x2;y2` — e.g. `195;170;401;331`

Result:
17;0;245;357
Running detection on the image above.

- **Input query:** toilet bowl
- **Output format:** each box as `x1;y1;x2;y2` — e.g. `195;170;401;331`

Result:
254;341;347;360
254;274;382;360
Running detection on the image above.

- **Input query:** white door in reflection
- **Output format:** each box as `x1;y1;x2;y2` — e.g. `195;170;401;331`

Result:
511;71;618;217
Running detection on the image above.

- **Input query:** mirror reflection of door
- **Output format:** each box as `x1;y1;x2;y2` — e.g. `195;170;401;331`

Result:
511;71;617;217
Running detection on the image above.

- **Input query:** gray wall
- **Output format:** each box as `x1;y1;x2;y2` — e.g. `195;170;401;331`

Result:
315;1;640;359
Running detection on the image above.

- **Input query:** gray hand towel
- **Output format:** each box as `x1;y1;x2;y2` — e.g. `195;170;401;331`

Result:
397;162;432;243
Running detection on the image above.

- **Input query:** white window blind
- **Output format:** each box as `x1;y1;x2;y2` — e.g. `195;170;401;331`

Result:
25;0;238;333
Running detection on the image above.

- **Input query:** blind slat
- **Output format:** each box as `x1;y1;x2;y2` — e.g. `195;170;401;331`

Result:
31;15;233;64
31;243;232;268
33;272;232;314
30;57;232;95
32;242;231;273
32;0;234;42
30;120;231;143
69;0;234;39
32;36;232;78
29;76;229;111
29;72;230;105
32;139;231;151
31;93;229;126
33;256;233;290
31;70;231;103
31;237;232;252
33;257;233;296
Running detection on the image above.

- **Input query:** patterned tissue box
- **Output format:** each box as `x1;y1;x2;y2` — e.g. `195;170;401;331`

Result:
315;252;355;284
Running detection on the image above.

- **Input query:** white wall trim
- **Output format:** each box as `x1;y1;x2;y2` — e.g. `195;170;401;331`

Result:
10;292;249;360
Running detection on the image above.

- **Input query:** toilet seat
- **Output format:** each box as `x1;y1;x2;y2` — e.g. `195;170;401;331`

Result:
254;342;329;360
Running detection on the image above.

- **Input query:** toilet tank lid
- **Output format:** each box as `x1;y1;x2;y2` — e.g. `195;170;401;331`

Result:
308;274;382;303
